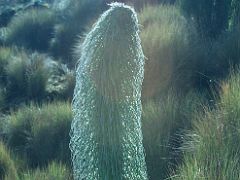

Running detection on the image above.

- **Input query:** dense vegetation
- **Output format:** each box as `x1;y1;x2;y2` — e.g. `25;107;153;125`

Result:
0;0;240;179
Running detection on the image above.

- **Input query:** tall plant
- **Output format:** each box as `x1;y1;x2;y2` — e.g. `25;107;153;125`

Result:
70;3;148;180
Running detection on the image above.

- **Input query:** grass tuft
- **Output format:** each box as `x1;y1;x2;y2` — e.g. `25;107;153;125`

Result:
6;102;72;167
5;49;50;105
139;5;197;98
0;141;19;180
142;91;204;179
21;162;72;180
172;70;240;179
5;9;55;52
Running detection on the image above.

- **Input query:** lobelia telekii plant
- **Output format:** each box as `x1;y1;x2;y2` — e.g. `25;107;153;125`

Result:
70;3;148;180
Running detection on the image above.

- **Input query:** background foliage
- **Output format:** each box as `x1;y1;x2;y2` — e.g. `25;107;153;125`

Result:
0;0;240;179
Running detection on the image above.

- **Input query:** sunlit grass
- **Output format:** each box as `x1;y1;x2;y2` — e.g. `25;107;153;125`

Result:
0;141;19;180
139;5;197;98
171;70;240;179
21;162;72;180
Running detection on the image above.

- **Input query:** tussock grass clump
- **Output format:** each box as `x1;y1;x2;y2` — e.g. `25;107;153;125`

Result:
0;141;19;180
5;50;50;105
139;5;240;98
142;92;204;179
46;64;75;101
6;102;72;167
50;0;106;66
5;9;55;51
1;47;74;107
22;162;72;180
139;5;197;98
172;70;240;179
